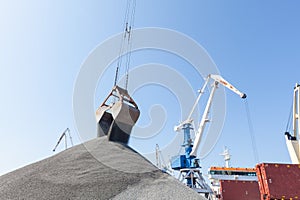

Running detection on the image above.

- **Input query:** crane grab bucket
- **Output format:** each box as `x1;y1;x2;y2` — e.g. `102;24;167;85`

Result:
95;85;140;144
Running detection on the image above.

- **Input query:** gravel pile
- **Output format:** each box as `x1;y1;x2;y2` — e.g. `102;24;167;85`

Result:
0;137;206;200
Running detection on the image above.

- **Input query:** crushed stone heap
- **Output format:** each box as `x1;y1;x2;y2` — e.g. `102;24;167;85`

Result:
0;137;206;200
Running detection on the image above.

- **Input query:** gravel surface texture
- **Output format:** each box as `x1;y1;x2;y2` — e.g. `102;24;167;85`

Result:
0;137;206;200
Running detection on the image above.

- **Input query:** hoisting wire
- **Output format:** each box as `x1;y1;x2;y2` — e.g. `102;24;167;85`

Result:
244;99;260;163
114;0;130;86
113;0;136;90
125;0;136;90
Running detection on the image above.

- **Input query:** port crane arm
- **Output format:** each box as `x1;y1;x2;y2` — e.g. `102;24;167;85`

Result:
53;128;73;152
209;74;247;99
190;81;218;157
189;74;246;157
174;77;210;132
186;77;210;122
175;75;246;132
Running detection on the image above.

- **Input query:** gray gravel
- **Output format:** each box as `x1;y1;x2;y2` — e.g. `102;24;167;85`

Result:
0;137;206;200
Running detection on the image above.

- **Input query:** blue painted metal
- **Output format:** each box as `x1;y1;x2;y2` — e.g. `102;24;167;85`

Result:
171;123;200;187
170;155;187;170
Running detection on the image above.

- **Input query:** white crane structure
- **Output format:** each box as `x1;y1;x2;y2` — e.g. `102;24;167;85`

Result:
285;84;300;164
174;74;246;156
171;74;246;197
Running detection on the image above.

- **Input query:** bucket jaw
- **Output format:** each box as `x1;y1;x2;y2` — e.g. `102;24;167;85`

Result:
95;85;140;144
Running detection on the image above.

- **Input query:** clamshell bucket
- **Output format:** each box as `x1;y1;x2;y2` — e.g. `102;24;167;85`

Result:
95;85;140;144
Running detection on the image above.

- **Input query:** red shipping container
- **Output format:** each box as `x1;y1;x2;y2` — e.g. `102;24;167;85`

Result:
256;163;300;200
220;180;260;200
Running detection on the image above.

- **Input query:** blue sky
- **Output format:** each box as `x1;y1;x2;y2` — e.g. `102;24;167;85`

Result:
1;1;300;175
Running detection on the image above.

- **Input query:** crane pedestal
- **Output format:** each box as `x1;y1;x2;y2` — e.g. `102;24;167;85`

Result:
178;168;212;194
171;123;212;195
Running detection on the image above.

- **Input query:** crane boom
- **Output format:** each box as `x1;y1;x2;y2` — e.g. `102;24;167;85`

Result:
190;74;246;157
186;77;210;123
210;74;247;99
53;132;66;152
190;81;218;157
53;128;73;152
174;77;210;132
175;74;246;132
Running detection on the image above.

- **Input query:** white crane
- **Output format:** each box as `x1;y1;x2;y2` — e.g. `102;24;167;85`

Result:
285;84;300;164
170;74;246;197
174;74;246;157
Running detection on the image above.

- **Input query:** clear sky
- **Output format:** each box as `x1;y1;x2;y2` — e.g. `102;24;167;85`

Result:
1;0;300;176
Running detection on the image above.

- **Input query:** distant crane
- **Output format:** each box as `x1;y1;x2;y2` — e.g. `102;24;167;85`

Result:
171;74;246;198
285;83;300;164
155;144;174;175
53;128;73;152
156;144;162;169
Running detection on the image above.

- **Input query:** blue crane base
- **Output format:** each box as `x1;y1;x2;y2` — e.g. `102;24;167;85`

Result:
171;153;200;188
170;123;201;187
171;155;200;170
171;123;199;169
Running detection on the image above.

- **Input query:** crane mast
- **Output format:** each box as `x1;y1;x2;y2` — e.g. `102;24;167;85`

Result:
285;83;300;164
190;81;218;157
170;74;246;197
